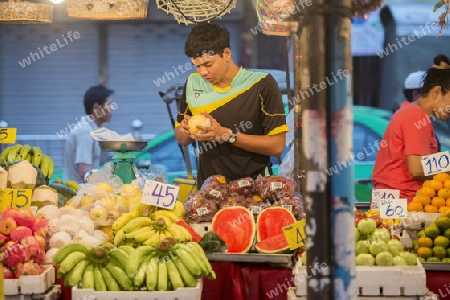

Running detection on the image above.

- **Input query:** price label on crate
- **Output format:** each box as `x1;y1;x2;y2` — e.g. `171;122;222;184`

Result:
421;151;450;176
141;180;179;209
282;219;306;250
0;128;17;144
379;198;407;219
371;189;400;210
0;189;32;212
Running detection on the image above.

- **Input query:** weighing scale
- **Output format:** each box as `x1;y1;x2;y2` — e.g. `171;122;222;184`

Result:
98;140;148;184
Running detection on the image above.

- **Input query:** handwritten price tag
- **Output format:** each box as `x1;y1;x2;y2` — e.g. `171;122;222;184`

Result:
421;151;450;176
380;198;407;219
371;189;400;210
282;219;306;250
141;180;179;209
0;189;32;212
0;128;17;144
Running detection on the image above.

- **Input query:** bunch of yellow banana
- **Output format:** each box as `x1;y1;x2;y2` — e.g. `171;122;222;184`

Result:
0;144;54;179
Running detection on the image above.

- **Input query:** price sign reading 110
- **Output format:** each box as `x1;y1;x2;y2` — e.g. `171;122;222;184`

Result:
421;151;450;176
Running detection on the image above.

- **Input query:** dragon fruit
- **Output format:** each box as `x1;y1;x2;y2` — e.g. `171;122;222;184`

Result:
31;218;49;237
0;233;9;247
15;261;44;277
10;226;33;243
28;245;45;265
4;242;31;269
3;266;14;279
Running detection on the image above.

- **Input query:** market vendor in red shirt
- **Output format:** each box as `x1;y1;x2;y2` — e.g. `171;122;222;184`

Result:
373;54;450;203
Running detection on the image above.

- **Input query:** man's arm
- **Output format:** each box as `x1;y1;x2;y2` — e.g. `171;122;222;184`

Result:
230;131;286;157
175;123;194;146
77;163;92;181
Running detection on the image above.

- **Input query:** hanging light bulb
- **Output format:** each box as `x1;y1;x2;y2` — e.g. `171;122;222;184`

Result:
50;0;65;4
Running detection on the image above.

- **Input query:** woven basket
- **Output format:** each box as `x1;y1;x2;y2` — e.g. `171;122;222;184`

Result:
66;0;148;20
260;19;298;36
0;0;53;24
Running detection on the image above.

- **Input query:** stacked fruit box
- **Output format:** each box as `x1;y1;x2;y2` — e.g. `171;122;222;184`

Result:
4;265;56;299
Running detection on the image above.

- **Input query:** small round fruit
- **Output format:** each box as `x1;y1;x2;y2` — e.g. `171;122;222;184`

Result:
188;115;211;133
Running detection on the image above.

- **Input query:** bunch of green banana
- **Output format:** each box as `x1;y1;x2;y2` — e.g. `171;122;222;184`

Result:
0;144;54;179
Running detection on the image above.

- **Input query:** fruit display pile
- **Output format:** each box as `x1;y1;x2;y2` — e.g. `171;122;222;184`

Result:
412;213;450;262
53;239;214;291
408;173;450;213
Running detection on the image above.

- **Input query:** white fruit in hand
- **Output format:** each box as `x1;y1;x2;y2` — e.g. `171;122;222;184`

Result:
188;115;211;133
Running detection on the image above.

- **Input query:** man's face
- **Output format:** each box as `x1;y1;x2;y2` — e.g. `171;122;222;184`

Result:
93;96;113;123
191;49;230;86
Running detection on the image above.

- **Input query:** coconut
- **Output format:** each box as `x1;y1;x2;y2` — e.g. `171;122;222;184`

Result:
7;160;37;189
31;185;58;208
188;115;211;133
0;166;7;189
47;218;60;235
36;205;60;221
93;229;109;244
44;248;59;264
78;216;95;235
57;214;80;237
49;231;72;248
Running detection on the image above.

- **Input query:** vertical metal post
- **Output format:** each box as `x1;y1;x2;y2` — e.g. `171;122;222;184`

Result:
99;23;108;86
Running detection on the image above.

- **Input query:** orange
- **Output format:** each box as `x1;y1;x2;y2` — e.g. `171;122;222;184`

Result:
408;201;423;212
434;173;450;182
418;187;436;198
413;196;431;207
417;237;434;248
423;180;432;188
438;188;450;200
429;180;444;191
424;204;438;213
446;198;450;207
439;206;450;214
417;246;433;259
432;197;446;208
444;180;450;189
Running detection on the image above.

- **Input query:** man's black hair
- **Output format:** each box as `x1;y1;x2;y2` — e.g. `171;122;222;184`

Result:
84;85;114;115
184;23;230;58
422;54;450;96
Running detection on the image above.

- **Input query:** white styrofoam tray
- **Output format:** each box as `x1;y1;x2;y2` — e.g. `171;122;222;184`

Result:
190;222;212;237
72;279;203;300
401;212;442;230
4;265;55;295
294;259;426;297
5;285;61;300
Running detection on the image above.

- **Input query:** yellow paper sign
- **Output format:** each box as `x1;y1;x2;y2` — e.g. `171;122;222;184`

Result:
0;128;17;144
283;219;306;250
0;189;32;212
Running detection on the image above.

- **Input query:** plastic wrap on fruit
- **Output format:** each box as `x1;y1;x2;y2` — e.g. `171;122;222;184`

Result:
227;177;255;197
273;193;304;220
218;195;248;209
198;175;230;204
245;195;271;215
183;193;218;223
254;175;296;202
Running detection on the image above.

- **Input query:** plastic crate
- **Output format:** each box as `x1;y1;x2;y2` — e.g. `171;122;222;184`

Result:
293;259;426;297
4;265;55;295
71;279;203;300
5;285;60;300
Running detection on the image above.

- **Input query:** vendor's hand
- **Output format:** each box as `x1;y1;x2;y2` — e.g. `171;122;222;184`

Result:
190;112;231;143
179;115;192;136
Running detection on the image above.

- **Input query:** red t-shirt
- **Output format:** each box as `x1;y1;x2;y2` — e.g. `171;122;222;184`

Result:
372;104;438;203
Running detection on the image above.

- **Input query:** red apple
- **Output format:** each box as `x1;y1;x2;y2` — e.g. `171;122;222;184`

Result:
13;209;36;227
1;207;19;219
371;216;382;227
0;233;10;247
31;218;48;237
10;226;32;243
3;266;14;279
34;234;46;250
0;217;17;235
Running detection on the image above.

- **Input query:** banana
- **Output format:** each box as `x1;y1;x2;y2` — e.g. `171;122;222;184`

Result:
171;255;197;287
65;180;79;192
26;153;32;163
154;209;179;223
125;226;154;240
57;251;87;278
166;257;184;290
122;217;154;234
47;155;54;178
66;259;88;287
0;145;14;163
100;265;121;291
109;248;129;270
146;257;159;291
88;245;110;265
126;245;155;278
157;257;168;291
53;242;90;266
181;243;208;277
93;264;107;291
18;144;31;160
130;227;158;243
118;245;135;256
106;261;134;291
31;146;42;166
153;214;173;226
166;224;183;242
174;246;201;276
7;144;22;162
82;263;95;289
172;200;185;219
134;255;152;288
113;228;126;246
188;242;214;276
159;232;167;242
143;232;161;247
39;154;50;178
112;212;136;232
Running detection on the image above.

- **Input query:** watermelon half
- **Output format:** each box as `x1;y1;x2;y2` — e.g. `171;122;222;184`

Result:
255;233;290;254
211;206;255;253
256;206;296;242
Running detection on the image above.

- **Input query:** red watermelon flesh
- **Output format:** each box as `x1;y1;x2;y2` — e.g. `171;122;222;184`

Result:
256;207;296;242
211;206;255;253
255;233;290;254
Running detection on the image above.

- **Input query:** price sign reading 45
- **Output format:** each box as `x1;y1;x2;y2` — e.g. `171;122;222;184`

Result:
141;180;180;209
371;189;400;211
0;128;17;144
282;219;306;250
0;189;32;212
380;198;407;219
421;151;450;176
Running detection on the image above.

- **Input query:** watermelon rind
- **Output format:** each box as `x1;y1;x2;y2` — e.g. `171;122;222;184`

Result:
255;233;291;254
211;206;255;253
256;206;296;242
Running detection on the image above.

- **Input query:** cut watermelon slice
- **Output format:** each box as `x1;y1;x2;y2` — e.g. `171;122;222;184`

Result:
211;206;255;253
255;233;290;254
256;207;296;242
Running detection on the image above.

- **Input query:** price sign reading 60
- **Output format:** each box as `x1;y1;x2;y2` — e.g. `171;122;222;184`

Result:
421;151;450;176
380;198;407;219
141;180;180;209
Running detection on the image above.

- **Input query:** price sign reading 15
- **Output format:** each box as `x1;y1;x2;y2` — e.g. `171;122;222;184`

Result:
421;151;450;176
380;198;407;219
141;180;179;209
0;128;17;144
371;189;400;211
0;189;32;212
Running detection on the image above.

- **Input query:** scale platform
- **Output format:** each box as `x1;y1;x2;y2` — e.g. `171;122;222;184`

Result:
98;141;147;152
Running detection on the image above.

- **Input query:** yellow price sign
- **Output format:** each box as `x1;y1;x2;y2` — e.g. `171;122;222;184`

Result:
282;219;306;250
0;189;32;212
0;128;17;144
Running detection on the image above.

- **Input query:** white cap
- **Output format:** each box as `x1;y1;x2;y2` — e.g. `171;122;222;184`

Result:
404;71;426;89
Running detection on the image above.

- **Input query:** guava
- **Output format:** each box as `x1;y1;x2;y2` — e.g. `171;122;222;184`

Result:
375;251;393;266
387;239;404;255
433;245;447;259
355;227;360;242
356;253;375;266
393;256;408;266
399;251;418;266
356;240;370;255
369;241;388;256
441;258;450;263
434;236;450;248
426;257;441;262
370;228;391;244
357;218;377;235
